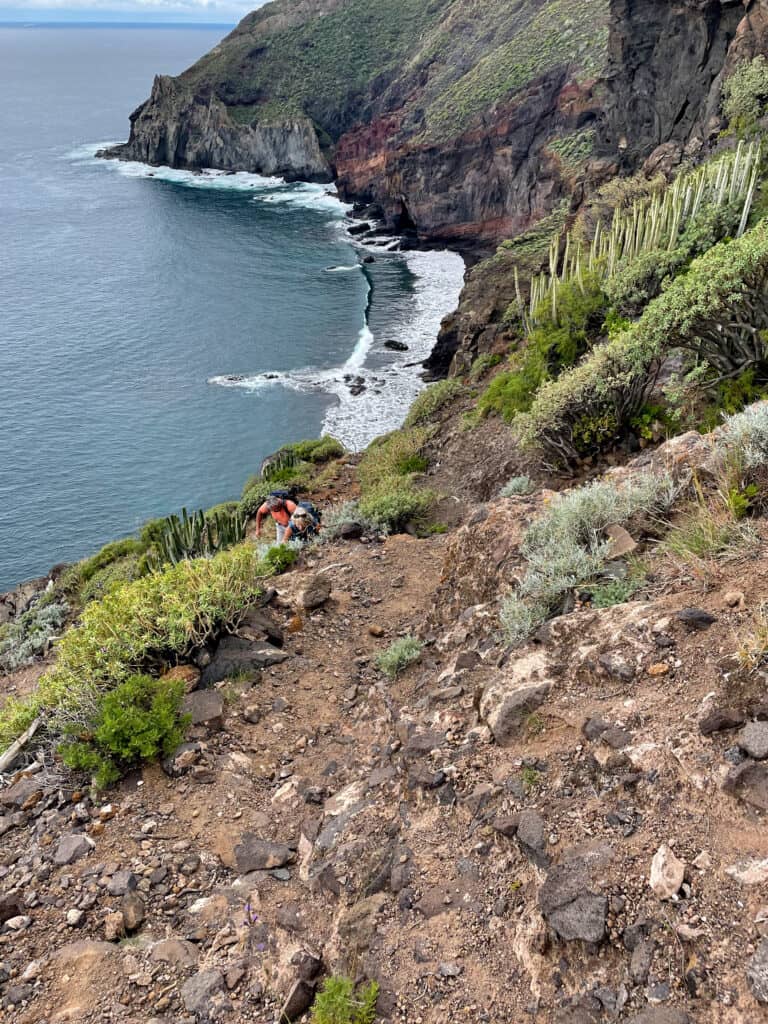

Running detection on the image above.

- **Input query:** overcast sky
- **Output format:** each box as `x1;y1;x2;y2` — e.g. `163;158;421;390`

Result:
0;0;263;21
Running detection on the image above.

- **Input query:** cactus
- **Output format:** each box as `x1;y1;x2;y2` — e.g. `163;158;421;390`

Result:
515;142;762;331
150;505;247;567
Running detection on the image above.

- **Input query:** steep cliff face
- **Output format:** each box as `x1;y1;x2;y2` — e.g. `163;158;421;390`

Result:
107;0;768;375
106;0;613;244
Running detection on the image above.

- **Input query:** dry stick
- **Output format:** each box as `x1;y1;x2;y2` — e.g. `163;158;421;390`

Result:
0;717;41;775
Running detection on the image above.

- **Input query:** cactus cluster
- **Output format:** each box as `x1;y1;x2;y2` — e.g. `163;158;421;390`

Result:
514;142;763;332
151;507;247;567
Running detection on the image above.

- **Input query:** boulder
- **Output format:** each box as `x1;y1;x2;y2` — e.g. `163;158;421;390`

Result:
238;606;284;647
298;573;332;610
0;893;23;926
480;668;551;745
201;636;288;687
384;339;409;351
150;938;200;968
281;980;316;1021
649;844;685;900
676;607;716;631
723;761;768;811
234;834;294;873
53;834;92;866
338;893;387;953
699;708;745;735
161;664;200;693
604;523;638;557
106;870;137;897
182;690;225;731
0;775;43;809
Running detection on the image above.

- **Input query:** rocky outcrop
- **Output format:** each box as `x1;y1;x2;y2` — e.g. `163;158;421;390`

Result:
103;76;331;183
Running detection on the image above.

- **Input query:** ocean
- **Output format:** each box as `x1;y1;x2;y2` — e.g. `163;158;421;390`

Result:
0;24;464;591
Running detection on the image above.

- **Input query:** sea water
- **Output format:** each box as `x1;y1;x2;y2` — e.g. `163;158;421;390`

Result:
0;25;464;589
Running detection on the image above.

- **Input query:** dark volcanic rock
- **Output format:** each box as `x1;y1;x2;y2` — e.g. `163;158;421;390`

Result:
747;938;768;1004
539;846;613;944
723;761;768;811
201;635;288;686
699;708;746;735
234;834;294;873
676;607;717;631
384;339;409;351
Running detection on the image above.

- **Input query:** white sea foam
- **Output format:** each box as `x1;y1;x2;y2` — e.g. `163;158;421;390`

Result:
324;264;361;273
70;141;466;450
66;142;350;214
208;247;465;451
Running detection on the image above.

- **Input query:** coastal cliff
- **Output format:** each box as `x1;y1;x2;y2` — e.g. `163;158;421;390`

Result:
106;0;768;375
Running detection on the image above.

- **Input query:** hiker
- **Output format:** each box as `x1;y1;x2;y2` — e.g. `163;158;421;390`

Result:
254;493;297;543
283;502;321;544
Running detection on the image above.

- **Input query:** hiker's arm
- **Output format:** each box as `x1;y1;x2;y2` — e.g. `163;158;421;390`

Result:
254;503;268;537
286;500;297;515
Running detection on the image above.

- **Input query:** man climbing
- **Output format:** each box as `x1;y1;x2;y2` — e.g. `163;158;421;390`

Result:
254;493;297;543
283;502;321;544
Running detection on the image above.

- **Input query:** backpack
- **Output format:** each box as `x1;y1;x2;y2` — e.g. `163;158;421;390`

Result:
269;488;299;506
297;499;321;524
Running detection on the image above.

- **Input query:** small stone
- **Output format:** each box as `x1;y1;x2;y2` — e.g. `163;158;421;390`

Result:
121;891;146;932
242;704;262;724
676;607;716;631
4;915;31;932
53;833;92;866
180;969;226;1015
726;858;768;885
150;939;200;968
437;962;462;977
369;625;385;638
739;721;768;760
604;523;638;557
104;911;125;941
724;590;745;608
181;690;224;731
234;834;294;873
66;908;86;928
692;851;712;871
598;652;635;682
699;708;746;735
299;574;332;610
280;980;315;1021
650;844;685;900
647;662;670;677
107;870;137;896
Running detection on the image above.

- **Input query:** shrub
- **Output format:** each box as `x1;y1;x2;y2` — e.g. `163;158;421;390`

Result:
0;544;265;750
480;276;607;422
357;428;431;490
500;595;547;646
318;501;379;540
738;601;768;670
404;379;464;427
358;481;435;532
500;474;675;646
500;475;534;497
59;672;189;788
260;543;299;574
517;222;768;464
588;573;643;608
0;597;69;673
357;427;435;531
375;636;423;679
469;352;503;380
311;976;379;1024
80;554;142;604
723;55;768;137
663;505;756;563
717;401;768;470
58;537;145;596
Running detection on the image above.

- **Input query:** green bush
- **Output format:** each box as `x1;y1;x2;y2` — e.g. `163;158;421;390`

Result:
375;636;423;679
260;543;299;574
358;480;435;532
80;554;142;604
723;55;768;137
0;544;265;750
588;573;643;608
717;401;768;469
356;427;435;531
58;537;145;596
469;352;503;380
478;275;606;422
59;673;189;788
517;222;768;465
404;379;464;427
500;595;547;646
150;506;247;567
311;976;379;1024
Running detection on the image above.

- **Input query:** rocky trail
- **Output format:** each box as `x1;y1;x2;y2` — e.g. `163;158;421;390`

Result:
4;461;768;1024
